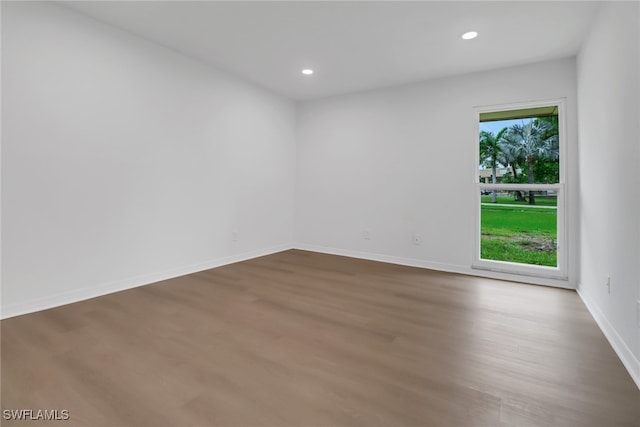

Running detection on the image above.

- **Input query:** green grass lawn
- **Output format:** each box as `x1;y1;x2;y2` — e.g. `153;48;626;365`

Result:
480;194;557;206
481;204;557;267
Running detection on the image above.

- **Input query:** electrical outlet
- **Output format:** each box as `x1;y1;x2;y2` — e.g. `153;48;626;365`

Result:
606;276;611;294
413;234;422;245
363;229;371;240
232;230;239;242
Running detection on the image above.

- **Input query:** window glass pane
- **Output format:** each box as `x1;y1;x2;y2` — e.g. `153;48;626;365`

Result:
479;114;559;185
480;189;557;267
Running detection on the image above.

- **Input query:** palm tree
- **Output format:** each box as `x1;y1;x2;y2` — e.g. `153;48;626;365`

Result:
499;141;525;182
499;119;559;204
479;127;507;203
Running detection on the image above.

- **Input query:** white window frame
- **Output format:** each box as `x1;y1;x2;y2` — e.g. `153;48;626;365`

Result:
473;99;567;280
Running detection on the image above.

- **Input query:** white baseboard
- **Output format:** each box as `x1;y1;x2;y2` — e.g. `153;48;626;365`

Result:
5;242;636;391
294;244;574;289
294;243;475;275
2;244;570;320
1;244;293;320
577;287;640;390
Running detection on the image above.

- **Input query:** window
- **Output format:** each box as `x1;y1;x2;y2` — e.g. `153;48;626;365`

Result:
474;100;566;279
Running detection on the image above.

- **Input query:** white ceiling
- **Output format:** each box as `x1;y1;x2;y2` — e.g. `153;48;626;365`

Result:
62;1;600;101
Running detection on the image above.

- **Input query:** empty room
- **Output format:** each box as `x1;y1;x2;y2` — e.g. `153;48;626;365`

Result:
2;1;639;426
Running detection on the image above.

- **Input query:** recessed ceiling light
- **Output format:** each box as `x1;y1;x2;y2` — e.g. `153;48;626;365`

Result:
301;69;314;75
462;31;478;40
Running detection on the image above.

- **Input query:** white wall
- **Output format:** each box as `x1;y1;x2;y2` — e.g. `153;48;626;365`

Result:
296;58;579;287
1;2;295;318
577;2;640;386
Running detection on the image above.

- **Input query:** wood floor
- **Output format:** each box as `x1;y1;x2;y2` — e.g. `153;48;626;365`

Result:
2;250;639;426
